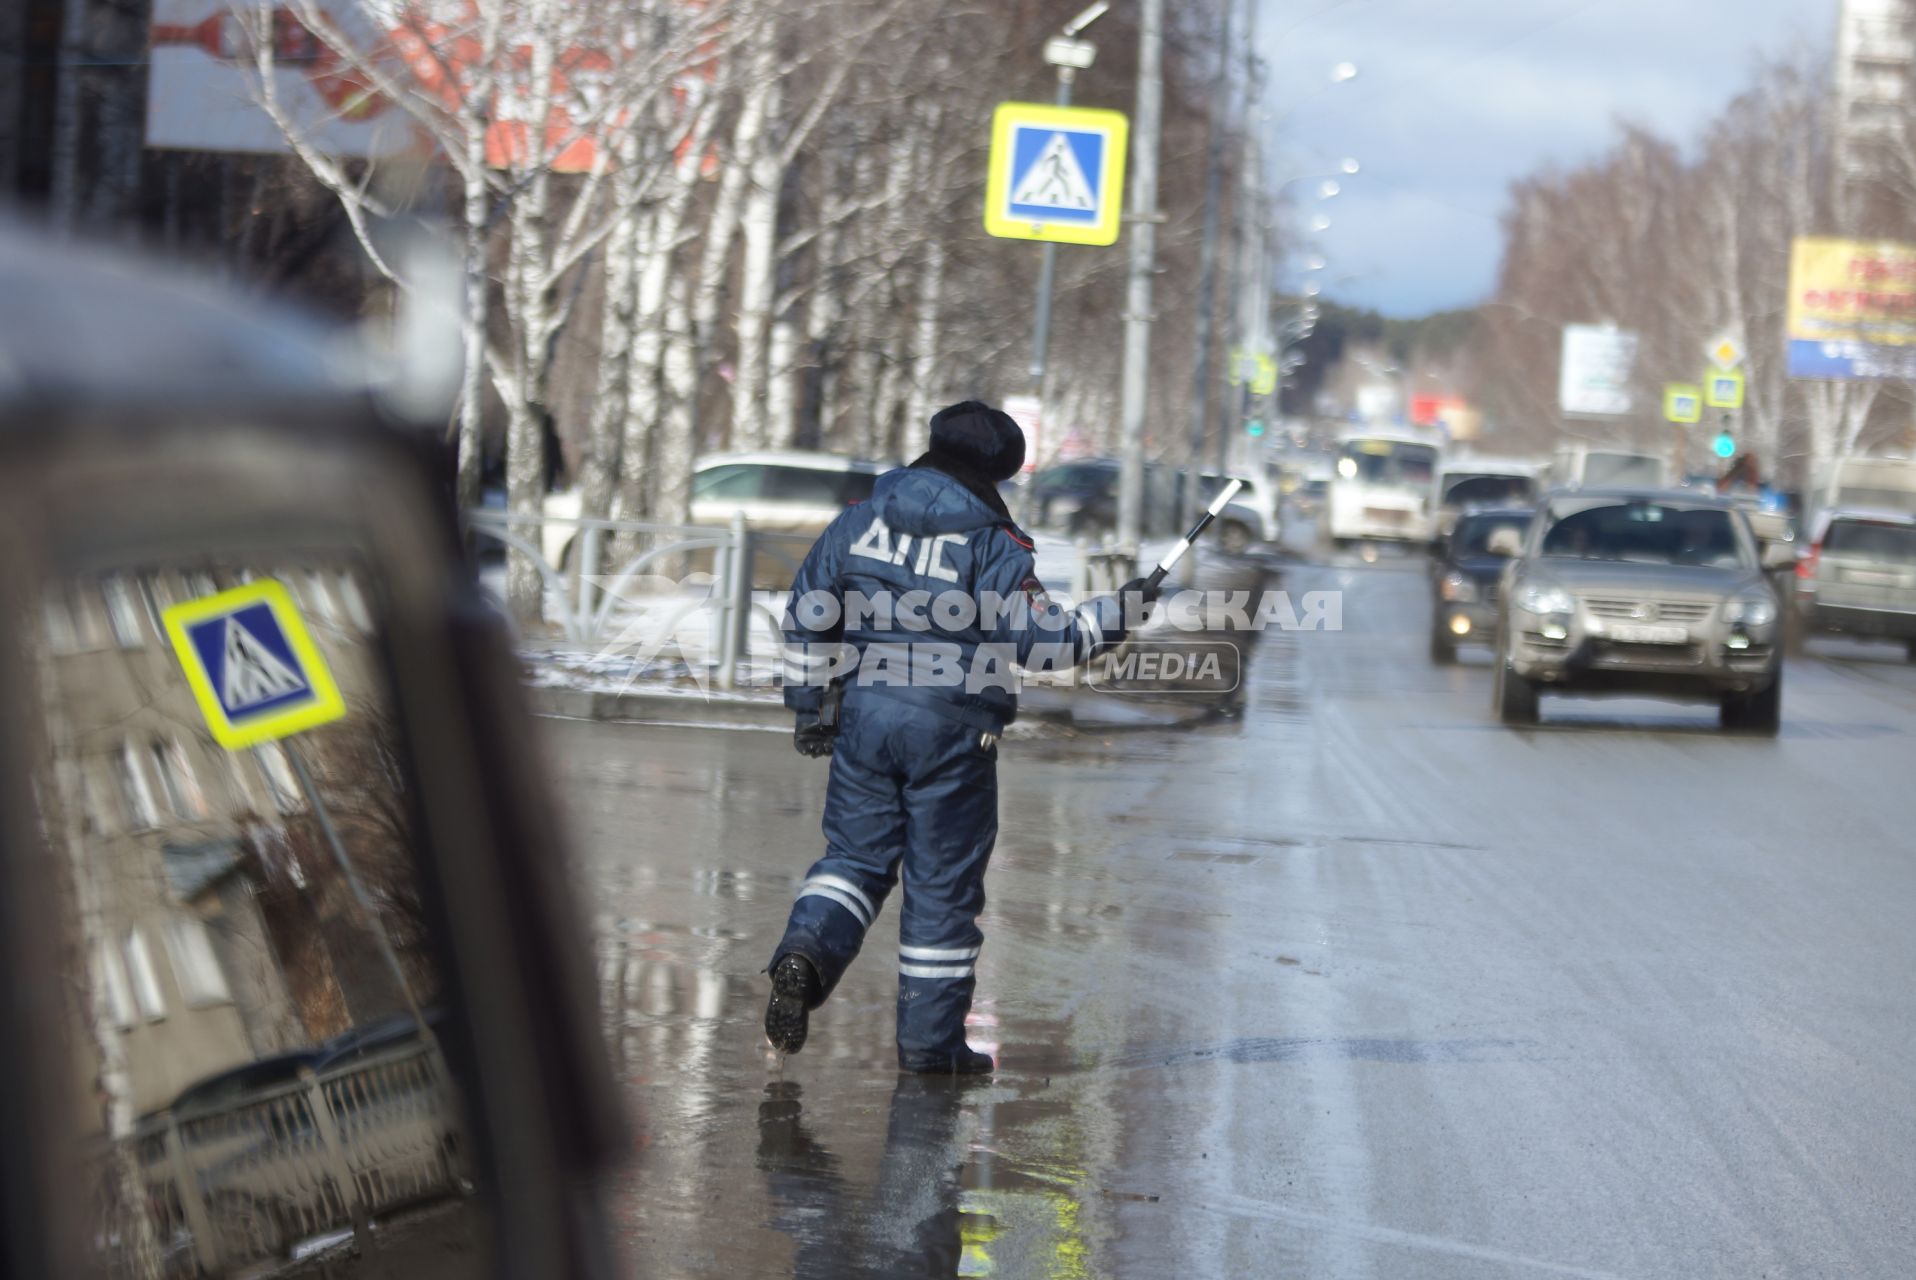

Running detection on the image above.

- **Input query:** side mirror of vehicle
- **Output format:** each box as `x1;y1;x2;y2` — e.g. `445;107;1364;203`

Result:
1761;540;1797;571
0;230;621;1279
1487;527;1525;558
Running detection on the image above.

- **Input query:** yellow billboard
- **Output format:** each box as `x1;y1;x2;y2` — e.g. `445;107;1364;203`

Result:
1787;236;1916;379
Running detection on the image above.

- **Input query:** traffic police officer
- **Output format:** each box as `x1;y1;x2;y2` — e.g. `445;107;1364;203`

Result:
765;401;1153;1073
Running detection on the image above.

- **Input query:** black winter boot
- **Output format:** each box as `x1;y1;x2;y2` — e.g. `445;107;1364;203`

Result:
765;954;822;1054
898;1045;995;1075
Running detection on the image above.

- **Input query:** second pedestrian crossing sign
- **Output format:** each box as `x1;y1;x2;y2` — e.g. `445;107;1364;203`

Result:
985;102;1128;246
163;578;346;749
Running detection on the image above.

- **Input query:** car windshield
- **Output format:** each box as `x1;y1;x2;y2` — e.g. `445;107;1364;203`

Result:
1455;513;1531;557
692;463;761;500
1540;501;1746;568
1443;473;1534;507
1825;520;1916;563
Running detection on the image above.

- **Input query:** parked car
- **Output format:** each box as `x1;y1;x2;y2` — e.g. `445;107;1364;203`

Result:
1429;506;1532;663
691;450;886;531
1491;489;1793;733
1028;458;1183;539
1793;508;1916;660
692;450;888;584
1198;471;1281;551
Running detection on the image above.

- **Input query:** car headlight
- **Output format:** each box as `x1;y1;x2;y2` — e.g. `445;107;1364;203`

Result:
1723;594;1778;628
1514;582;1574;615
1439;571;1478;603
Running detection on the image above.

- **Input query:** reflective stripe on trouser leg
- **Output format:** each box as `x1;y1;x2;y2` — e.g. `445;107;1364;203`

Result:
771;703;904;1001
898;943;979;980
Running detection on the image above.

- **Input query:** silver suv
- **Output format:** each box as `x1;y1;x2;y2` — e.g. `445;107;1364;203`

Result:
1491;489;1793;733
1794;508;1916;660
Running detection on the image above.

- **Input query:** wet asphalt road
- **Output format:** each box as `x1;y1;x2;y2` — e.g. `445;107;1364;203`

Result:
543;548;1916;1279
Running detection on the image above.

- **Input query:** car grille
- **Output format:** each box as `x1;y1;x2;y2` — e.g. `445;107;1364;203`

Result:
1582;596;1713;624
1593;640;1704;665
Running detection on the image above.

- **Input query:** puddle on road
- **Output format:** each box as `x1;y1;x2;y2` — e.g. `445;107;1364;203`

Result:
751;1078;1107;1280
1100;1036;1534;1072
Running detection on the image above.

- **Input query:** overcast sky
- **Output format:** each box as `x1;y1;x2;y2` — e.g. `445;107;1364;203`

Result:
1256;0;1841;317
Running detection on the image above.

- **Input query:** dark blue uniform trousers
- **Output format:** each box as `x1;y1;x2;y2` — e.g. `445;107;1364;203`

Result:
772;693;998;1070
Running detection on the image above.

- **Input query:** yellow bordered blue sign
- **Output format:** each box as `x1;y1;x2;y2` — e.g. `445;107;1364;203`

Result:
1705;369;1745;409
984;102;1129;246
1664;384;1702;424
162;579;346;749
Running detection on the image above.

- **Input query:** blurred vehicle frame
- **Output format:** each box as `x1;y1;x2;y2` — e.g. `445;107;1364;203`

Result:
0;220;622;1279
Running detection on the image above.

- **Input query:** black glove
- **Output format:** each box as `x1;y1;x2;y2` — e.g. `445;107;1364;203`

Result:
1117;576;1162;631
794;713;836;758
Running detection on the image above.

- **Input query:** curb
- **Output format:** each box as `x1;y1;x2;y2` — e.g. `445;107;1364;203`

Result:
526;663;1237;733
524;558;1276;732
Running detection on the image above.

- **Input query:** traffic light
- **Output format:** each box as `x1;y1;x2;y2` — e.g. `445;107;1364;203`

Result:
1712;431;1736;459
1246;419;1265;438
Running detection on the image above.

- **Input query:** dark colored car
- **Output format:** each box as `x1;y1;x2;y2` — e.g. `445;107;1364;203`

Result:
1029;459;1183;539
1429;507;1533;663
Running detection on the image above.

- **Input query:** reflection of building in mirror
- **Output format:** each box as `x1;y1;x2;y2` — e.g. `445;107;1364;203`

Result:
31;561;487;1278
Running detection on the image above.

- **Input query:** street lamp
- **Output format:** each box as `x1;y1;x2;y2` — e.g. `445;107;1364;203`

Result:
1027;2;1110;387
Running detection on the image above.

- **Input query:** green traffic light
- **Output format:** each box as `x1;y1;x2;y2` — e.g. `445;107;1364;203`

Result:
1712;432;1735;459
1247;419;1265;437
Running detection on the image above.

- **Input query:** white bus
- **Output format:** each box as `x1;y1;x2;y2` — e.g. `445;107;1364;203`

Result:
1326;429;1444;547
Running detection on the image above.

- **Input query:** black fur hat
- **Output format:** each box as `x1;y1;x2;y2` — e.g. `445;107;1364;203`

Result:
927;400;1026;483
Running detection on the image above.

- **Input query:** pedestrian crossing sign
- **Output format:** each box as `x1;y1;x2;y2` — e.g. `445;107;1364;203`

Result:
984;102;1128;246
162;578;346;749
1705;370;1744;409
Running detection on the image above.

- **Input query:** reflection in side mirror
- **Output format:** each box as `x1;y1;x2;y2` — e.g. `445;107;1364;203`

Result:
0;223;621;1280
1487;527;1525;558
33;560;490;1279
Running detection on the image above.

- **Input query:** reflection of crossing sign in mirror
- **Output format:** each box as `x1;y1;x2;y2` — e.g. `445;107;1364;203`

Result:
162;579;347;748
985;102;1129;246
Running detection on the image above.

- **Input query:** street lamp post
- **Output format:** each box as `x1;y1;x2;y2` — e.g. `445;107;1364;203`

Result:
1115;0;1163;553
1180;0;1237;526
1027;3;1107;396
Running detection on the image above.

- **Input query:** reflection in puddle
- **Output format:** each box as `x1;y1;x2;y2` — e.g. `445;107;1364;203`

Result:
755;1078;1098;1280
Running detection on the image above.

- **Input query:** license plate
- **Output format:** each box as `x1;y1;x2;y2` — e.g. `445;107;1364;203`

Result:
1606;623;1689;644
